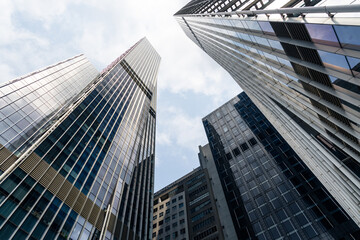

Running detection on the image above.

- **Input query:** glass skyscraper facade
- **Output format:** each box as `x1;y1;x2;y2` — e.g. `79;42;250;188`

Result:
0;37;160;240
175;0;360;226
201;92;359;239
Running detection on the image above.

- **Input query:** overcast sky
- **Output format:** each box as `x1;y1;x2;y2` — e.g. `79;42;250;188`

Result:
0;0;242;191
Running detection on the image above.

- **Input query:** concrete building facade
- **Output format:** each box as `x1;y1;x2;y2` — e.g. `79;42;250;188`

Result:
152;167;224;240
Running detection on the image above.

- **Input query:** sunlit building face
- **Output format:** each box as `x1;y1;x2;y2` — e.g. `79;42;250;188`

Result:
0;38;160;240
175;0;360;231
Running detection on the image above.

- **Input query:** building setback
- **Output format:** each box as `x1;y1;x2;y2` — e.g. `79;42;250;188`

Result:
200;92;359;239
175;0;360;226
0;38;160;240
152;167;225;240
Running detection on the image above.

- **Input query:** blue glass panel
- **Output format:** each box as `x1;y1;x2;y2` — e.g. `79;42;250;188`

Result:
268;39;284;52
346;56;360;77
21;214;37;233
318;51;350;72
334;25;360;50
306;24;339;47
0;222;16;239
258;21;275;35
244;21;262;32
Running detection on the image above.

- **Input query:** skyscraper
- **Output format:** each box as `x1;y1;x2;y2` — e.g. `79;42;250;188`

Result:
175;0;360;225
0;38;160;240
200;92;359;239
152;167;226;240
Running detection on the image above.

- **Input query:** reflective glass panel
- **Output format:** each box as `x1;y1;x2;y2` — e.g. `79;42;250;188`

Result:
258;21;275;35
244;20;262;32
346;56;360;77
334;25;360;50
268;39;284;52
318;51;350;72
306;24;339;47
329;75;360;96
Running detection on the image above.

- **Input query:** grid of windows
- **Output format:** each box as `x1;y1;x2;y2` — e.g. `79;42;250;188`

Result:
0;38;160;240
202;92;360;239
176;1;360;228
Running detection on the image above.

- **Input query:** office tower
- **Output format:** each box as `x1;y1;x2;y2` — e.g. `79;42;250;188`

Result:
200;92;359;239
198;144;238;240
175;0;360;226
0;37;160;240
152;167;225;240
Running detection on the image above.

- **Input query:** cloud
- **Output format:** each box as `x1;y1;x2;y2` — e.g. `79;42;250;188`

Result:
156;106;206;152
0;0;242;191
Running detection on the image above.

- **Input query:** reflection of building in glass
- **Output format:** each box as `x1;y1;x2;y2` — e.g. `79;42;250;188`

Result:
201;92;360;239
175;0;360;226
152;167;225;240
0;38;160;240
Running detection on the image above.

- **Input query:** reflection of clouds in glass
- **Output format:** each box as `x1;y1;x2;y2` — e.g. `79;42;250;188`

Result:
334;25;360;50
0;55;98;154
306;24;339;46
318;50;349;70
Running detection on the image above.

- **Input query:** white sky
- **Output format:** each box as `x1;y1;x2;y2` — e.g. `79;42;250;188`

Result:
0;0;241;191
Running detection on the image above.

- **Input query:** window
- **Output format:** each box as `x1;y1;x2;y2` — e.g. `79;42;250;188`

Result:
258;21;275;35
306;24;339;47
240;142;249;151
249;138;257;146
153;223;157;228
165;235;170;240
172;232;178;238
159;212;164;217
166;209;170;214
179;203;184;208
190;192;209;206
178;196;183;200
346;56;360;77
179;210;184;216
152;232;156;238
172;222;178;228
153;215;157;220
172;198;177;203
191;200;211;213
226;152;232;160
318;50;350;72
159;229;163;234
160;204;164;209
166;202;170;206
159;220;164;226
232;147;240;156
180;219;185;224
172;214;176;220
165;217;170;223
180;228;186;234
165;225;170;232
334;25;360;50
153;208;158;213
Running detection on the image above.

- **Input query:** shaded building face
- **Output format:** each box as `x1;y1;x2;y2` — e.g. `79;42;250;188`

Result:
202;92;360;239
175;0;360;226
0;38;160;240
152;167;224;240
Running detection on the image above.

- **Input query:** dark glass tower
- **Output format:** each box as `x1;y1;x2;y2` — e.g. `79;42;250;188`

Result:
175;0;360;226
0;38;160;240
201;92;360;239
